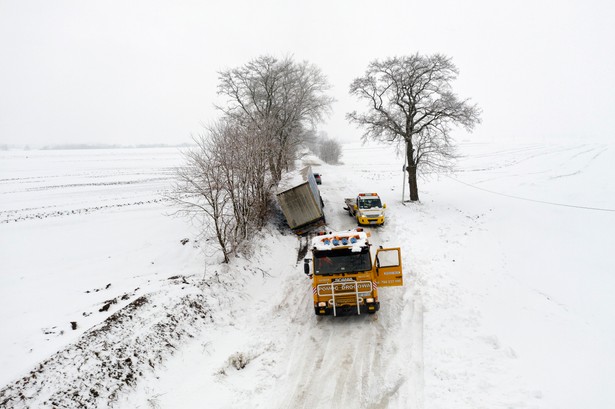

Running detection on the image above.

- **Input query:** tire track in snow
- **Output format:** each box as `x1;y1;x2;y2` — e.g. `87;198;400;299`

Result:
278;317;384;409
458;143;586;174
1;197;173;223
1;177;172;194
549;144;608;180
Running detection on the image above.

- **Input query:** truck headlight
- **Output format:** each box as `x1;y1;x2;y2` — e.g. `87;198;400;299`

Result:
365;298;374;303
317;302;327;307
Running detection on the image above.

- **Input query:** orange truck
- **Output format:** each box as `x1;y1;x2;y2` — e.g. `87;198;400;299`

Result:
303;228;403;316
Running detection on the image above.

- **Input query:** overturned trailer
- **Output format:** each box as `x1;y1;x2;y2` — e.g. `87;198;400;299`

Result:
276;166;325;235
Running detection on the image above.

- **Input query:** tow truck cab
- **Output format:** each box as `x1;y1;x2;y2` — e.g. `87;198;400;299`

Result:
345;193;386;225
304;229;403;316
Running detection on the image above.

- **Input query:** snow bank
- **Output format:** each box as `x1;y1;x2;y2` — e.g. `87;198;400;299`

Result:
0;277;210;408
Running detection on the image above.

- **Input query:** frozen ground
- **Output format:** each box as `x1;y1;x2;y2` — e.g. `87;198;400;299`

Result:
1;141;614;408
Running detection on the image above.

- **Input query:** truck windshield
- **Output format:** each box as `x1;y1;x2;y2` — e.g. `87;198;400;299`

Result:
358;198;382;209
314;248;372;275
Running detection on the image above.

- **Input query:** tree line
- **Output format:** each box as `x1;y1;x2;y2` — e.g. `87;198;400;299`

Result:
172;53;481;262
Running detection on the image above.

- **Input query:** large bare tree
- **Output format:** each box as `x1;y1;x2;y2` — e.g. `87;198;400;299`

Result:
171;118;272;263
217;55;334;182
172;134;237;263
347;54;481;201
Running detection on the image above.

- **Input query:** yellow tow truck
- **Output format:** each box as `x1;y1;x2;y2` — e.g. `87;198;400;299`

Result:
344;193;386;226
303;228;403;316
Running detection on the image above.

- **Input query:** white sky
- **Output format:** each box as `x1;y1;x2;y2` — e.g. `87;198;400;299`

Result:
1;0;614;146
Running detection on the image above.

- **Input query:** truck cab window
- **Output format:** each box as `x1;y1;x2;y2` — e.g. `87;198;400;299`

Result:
358;198;382;209
314;248;372;275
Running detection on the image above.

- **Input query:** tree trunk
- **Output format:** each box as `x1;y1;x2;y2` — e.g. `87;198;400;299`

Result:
407;165;419;201
405;139;420;201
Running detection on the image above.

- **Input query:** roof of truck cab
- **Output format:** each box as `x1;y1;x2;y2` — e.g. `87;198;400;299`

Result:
311;229;370;252
358;192;380;198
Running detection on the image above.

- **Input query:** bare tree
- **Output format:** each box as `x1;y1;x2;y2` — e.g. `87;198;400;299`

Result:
172;135;238;263
210;119;272;238
318;137;342;164
302;128;319;155
347;53;481;201
172;56;334;256
170;118;274;263
216;55;334;182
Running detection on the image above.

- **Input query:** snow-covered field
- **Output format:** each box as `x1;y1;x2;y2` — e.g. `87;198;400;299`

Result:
1;141;614;408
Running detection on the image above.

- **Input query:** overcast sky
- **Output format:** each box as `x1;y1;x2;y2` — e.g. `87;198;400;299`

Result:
1;0;614;147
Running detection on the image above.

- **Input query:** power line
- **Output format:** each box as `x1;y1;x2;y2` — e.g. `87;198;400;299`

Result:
444;175;615;213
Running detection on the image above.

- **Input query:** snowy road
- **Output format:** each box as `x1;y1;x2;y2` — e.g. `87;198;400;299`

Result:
269;171;425;409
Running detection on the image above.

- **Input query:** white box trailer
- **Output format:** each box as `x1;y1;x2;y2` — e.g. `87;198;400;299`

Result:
276;166;325;234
